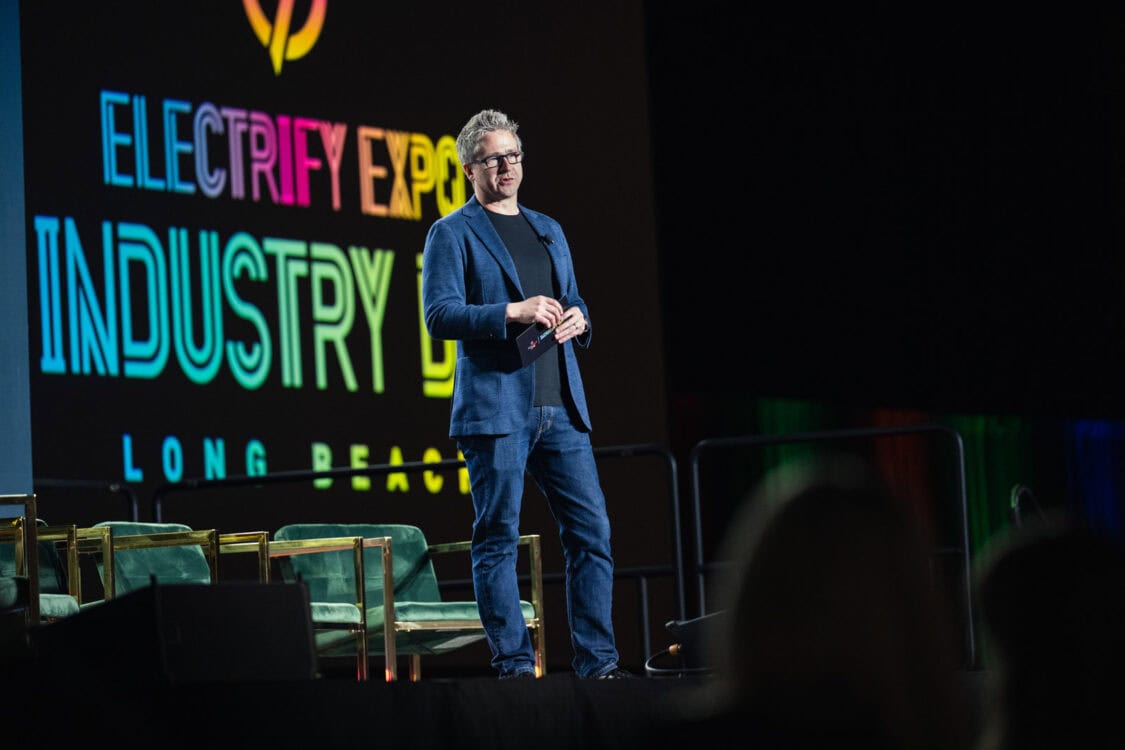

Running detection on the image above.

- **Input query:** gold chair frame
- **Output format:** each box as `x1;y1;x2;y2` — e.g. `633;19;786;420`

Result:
1;494;41;625
2;496;117;621
270;530;546;682
88;525;220;598
1;511;272;635
267;534;388;681
72;526;269;603
417;534;546;681
39;524;113;605
218;530;271;582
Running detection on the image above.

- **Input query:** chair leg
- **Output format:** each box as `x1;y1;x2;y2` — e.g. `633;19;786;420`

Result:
382;625;397;682
356;628;369;681
408;654;422;682
533;625;547;676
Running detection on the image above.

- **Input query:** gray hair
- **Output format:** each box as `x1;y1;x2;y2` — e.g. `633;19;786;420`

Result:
456;109;522;166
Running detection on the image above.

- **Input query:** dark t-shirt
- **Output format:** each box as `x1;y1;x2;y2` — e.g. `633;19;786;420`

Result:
487;211;563;406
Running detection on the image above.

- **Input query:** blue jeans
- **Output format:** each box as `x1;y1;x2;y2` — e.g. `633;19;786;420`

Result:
457;404;620;678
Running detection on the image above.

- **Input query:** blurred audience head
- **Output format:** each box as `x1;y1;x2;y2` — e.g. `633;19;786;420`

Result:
708;453;969;749
973;510;1125;750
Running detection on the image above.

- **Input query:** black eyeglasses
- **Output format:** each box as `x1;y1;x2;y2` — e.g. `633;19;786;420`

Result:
469;151;524;169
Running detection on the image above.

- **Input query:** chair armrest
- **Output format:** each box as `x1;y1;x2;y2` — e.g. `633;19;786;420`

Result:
267;535;392;612
427;534;544;624
427;533;539;556
425;539;471;555
267;535;389;558
218;530;271;582
111;528;220;591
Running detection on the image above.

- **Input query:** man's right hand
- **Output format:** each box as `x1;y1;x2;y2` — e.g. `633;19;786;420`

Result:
506;295;566;328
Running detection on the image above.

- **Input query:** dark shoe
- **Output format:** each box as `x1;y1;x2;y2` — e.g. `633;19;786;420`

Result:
594;667;636;679
499;670;536;680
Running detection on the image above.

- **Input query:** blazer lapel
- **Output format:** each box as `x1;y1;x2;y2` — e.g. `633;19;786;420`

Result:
462;197;523;295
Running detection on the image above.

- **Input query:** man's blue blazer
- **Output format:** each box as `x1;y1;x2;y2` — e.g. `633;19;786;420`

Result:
422;195;593;438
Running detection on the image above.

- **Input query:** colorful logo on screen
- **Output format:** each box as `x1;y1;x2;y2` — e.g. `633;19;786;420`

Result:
243;0;327;76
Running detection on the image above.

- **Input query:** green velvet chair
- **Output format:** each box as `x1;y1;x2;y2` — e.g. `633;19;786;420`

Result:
23;521;80;621
85;522;271;602
271;523;545;682
91;521;219;597
267;531;378;680
0;495;39;657
0;495;81;624
37;523;113;613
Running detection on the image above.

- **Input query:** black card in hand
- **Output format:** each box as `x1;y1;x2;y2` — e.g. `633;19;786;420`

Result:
516;315;574;367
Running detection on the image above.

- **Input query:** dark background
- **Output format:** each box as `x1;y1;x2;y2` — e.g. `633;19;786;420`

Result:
647;6;1125;424
645;9;1125;656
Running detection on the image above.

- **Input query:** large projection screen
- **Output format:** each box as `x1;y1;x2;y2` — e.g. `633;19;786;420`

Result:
18;2;670;670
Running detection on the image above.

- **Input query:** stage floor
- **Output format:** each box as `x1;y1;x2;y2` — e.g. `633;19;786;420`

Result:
12;661;707;749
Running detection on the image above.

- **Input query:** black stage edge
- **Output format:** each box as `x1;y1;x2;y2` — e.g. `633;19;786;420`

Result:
27;582;320;684
4;582;696;748
5;586;992;748
8;664;991;749
9;659;701;749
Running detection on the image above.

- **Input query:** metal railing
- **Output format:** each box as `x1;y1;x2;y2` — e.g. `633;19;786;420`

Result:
33;478;141;521
687;423;975;669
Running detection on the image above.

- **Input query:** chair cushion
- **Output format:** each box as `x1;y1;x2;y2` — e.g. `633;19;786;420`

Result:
373;599;484;624
38;592;80;619
307;601;363;625
311;600;535;657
